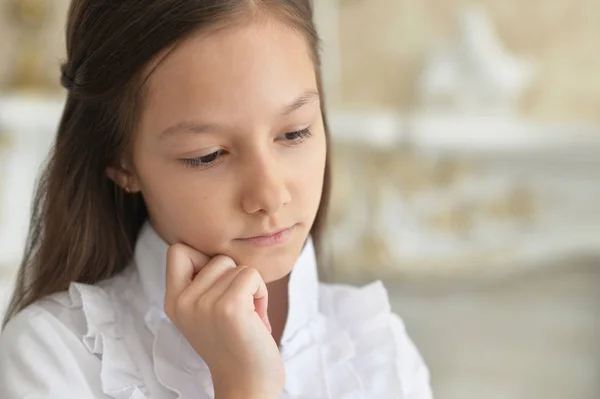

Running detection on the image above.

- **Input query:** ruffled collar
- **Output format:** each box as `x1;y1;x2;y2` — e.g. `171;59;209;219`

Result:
53;223;415;399
131;223;404;398
133;222;320;346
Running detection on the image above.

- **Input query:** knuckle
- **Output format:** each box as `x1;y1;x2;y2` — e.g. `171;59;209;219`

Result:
192;296;210;318
237;265;259;280
215;297;240;319
176;291;196;314
210;254;236;268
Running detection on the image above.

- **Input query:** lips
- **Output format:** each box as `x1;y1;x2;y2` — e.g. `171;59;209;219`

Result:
240;227;292;240
235;224;296;247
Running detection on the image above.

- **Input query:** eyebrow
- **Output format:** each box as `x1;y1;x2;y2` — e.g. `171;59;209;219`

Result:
281;90;320;116
159;121;217;140
158;90;320;139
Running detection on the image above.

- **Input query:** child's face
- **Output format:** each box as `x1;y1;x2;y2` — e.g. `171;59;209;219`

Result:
129;20;326;282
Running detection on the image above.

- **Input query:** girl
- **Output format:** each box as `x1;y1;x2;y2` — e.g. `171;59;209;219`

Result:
0;1;432;398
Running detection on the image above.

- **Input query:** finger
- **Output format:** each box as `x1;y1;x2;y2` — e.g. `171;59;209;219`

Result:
202;264;243;297
165;243;211;307
255;290;271;334
224;267;270;331
184;255;237;298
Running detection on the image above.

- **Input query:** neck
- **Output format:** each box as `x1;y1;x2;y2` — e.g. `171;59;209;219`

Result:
266;273;290;347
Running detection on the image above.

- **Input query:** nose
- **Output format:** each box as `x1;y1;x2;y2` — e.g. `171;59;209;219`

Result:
240;153;291;215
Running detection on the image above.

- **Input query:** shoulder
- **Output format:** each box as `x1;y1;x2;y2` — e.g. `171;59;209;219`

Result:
1;286;95;353
2;268;137;347
0;270;142;399
1;297;85;350
1;300;70;340
0;300;104;398
319;280;434;399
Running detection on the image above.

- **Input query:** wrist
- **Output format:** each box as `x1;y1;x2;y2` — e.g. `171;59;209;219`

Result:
215;388;280;399
216;394;278;399
213;380;282;399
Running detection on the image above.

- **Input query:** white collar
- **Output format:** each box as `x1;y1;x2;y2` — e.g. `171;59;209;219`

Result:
133;222;320;344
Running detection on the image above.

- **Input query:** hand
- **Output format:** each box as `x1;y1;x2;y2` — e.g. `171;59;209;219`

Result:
164;244;285;398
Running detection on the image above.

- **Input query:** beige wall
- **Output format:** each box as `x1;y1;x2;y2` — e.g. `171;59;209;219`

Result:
0;0;69;92
1;0;599;124
340;0;600;124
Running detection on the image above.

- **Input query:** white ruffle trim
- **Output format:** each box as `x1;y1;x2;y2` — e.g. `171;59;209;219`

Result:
53;281;149;399
280;281;404;399
55;278;405;399
148;280;404;399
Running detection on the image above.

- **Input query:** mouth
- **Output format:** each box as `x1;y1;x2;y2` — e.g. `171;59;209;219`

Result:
235;224;296;247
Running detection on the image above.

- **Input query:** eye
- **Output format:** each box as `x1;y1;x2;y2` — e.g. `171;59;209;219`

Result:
182;149;226;169
276;128;312;144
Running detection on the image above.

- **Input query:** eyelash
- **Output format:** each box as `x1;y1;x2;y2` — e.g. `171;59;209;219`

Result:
182;128;313;169
277;127;312;143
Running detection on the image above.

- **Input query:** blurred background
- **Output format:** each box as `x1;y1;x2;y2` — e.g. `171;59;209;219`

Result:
0;0;599;398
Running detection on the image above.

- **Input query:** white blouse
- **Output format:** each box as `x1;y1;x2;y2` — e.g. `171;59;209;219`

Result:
0;223;432;399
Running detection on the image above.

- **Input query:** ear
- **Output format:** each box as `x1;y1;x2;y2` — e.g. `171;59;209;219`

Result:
106;166;141;193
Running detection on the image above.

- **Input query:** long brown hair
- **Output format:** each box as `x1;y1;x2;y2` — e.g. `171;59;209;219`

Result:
3;0;331;327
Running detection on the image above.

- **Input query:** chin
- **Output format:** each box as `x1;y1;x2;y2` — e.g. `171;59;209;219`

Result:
230;235;306;283
246;248;301;283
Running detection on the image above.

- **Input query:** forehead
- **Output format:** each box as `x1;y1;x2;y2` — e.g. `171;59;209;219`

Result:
141;20;318;125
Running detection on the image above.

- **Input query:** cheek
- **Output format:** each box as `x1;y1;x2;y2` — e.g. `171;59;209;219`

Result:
293;135;327;206
147;183;232;252
132;151;232;246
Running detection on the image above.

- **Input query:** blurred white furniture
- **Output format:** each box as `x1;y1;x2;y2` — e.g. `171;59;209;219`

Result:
0;94;63;268
418;5;534;114
0;94;64;317
327;110;600;279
